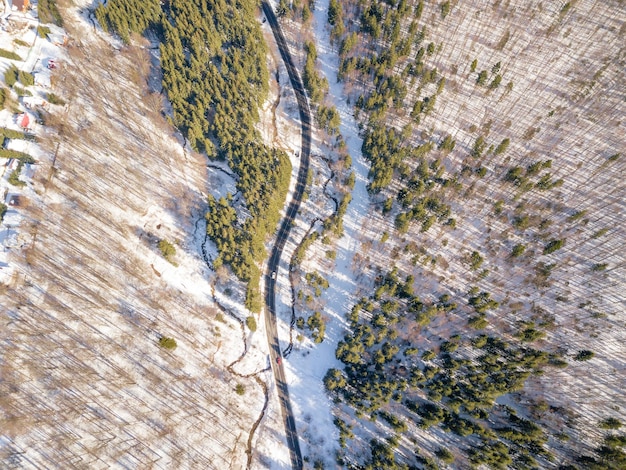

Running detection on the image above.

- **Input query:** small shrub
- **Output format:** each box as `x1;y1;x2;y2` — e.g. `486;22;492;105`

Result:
8;168;25;187
489;74;502;89
599;418;622;430
568;209;587;222
468;315;488;329
468;251;484;270
0;202;7;222
435;447;454;464
441;340;459;353
494;138;510;155
47;93;66;106
13;39;29;47
0;127;28;140
439;134;456;152
0;48;22;61
475;166;487;177
518;327;545;342
575;350;594;361
543;239;565;255
539;219;553;230
472;335;488;348
493;200;504;215
592;263;608;272
476;70;488;86
0;149;33;162
37;25;52;38
4;65;18;87
422;350;435;361
246;315;257;332
592;228;608;239
511;244;526;257
235;384;245;395
440;1;450;18
14;86;32;97
158;336;177;350
158;239;176;260
18;70;34;87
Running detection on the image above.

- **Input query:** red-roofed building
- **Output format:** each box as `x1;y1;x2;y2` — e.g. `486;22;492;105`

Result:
19;113;29;129
12;0;30;12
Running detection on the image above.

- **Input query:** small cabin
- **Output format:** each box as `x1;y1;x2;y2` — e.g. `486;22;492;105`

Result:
18;113;30;129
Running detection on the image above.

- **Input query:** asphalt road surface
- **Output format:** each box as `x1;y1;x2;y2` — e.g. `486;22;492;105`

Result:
261;2;311;469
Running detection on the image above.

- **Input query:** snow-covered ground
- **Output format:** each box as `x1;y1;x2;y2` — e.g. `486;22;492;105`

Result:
2;0;621;467
0;2;297;468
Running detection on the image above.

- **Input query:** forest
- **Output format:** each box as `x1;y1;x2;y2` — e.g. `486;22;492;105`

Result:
308;0;626;468
95;0;291;310
91;0;624;467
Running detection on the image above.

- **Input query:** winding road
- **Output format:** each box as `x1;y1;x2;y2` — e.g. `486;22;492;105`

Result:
261;2;311;469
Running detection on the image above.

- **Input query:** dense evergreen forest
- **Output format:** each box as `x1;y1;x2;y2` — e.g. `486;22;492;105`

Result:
95;0;291;310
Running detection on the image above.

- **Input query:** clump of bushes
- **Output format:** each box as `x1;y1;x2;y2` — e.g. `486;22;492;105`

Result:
599;418;622;430
306;312;326;343
158;336;177;350
543;239;565;255
47;93;66;106
511;244;526;257
468;251;484;270
37;26;51;38
18;70;34;87
435;447;454;464
246;316;257;332
8;162;26;187
158;239;176;262
0;48;22;61
4;65;18;87
574;350;594;361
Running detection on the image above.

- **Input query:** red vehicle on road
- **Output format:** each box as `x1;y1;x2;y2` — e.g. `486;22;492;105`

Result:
276;356;282;365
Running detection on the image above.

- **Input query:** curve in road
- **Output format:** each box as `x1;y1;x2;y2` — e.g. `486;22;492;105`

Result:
261;2;310;469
